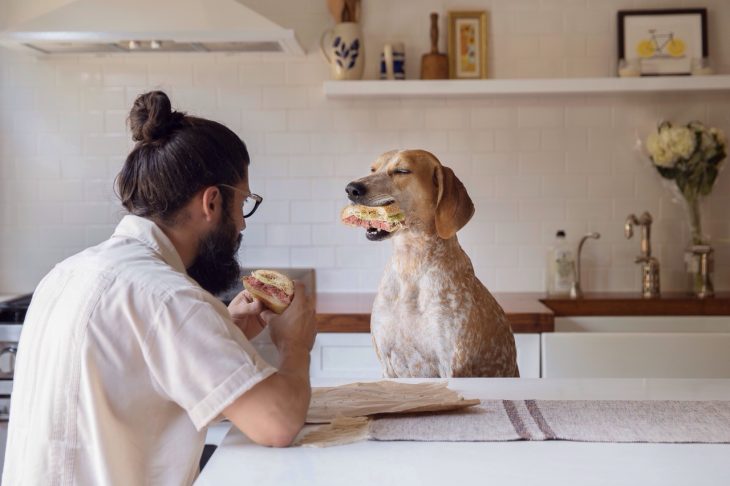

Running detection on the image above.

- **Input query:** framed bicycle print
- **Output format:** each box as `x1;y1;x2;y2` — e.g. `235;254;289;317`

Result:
448;11;488;79
617;9;707;76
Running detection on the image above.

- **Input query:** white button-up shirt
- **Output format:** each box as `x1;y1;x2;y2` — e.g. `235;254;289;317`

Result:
3;215;276;486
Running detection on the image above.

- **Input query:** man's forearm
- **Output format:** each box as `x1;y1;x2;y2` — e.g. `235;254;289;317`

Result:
223;345;312;447
272;344;312;431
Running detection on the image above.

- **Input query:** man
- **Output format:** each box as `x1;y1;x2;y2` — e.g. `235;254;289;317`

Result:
2;91;317;485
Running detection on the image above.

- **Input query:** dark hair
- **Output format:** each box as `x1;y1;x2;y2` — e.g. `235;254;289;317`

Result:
116;90;249;224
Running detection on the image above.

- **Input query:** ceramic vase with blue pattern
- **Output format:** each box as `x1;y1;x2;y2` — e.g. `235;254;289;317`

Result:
320;22;364;80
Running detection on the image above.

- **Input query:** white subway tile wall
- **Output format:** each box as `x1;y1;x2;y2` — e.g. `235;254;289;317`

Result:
1;0;730;293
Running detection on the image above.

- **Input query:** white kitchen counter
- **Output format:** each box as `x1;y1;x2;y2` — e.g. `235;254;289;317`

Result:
196;378;730;486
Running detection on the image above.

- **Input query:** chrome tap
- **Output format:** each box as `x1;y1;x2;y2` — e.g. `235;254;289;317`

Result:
625;212;660;298
570;232;601;299
693;245;715;299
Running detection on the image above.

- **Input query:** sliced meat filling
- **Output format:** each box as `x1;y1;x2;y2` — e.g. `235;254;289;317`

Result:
343;215;398;232
244;276;292;304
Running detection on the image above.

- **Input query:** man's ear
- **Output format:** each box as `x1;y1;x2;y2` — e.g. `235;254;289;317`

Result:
434;164;474;239
200;186;222;222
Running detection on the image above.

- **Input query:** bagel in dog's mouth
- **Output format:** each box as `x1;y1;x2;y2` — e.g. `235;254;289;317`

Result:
341;203;405;241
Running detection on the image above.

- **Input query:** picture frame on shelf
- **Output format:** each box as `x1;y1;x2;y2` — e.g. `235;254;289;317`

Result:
617;9;708;76
447;10;488;79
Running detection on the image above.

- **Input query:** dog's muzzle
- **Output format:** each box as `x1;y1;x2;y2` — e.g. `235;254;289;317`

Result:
345;181;367;203
346;183;395;207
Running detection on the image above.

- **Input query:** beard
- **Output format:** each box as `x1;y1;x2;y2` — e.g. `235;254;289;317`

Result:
187;212;243;295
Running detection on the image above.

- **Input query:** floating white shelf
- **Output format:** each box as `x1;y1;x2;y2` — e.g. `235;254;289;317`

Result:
323;75;730;98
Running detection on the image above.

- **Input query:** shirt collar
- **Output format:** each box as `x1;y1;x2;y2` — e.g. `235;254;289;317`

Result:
112;215;187;274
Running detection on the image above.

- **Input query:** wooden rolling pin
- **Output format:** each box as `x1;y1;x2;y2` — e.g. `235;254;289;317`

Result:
420;12;448;79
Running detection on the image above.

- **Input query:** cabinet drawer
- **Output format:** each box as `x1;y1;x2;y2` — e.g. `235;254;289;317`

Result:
311;333;379;378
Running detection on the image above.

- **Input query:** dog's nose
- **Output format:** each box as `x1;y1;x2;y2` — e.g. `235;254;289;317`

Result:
346;182;367;199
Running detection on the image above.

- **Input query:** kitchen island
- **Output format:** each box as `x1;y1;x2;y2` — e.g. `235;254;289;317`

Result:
196;378;730;486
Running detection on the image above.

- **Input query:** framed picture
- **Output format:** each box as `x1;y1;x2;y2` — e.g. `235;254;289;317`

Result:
617;9;708;76
448;11;488;79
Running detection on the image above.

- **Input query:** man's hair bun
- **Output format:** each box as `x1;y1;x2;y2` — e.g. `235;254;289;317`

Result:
128;90;185;143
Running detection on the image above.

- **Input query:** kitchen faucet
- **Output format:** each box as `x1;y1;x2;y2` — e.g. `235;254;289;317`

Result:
625;211;660;298
569;232;601;299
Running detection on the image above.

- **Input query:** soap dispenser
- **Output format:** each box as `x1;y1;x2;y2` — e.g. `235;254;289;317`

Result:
546;230;575;295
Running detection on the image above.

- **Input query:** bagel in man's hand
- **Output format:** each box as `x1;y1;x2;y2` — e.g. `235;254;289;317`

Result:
241;270;294;314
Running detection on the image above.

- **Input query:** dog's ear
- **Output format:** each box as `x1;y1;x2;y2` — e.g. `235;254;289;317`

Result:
434;165;475;239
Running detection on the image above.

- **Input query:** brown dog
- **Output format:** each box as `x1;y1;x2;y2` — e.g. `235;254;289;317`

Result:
345;149;519;378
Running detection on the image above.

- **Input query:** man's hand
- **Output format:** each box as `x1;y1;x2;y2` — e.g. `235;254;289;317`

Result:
262;281;316;353
228;290;267;340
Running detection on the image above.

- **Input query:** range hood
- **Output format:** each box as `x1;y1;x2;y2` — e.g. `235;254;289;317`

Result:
0;0;308;55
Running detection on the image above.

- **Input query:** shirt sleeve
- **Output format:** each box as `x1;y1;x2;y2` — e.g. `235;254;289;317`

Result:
141;288;277;431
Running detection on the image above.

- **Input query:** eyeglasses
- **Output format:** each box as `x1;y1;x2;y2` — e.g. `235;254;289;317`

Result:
217;184;263;219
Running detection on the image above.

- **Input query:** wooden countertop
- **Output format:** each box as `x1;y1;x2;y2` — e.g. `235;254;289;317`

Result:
315;292;730;333
542;292;730;316
315;292;554;333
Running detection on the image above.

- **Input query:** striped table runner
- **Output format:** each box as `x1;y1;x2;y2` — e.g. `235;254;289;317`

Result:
369;400;730;443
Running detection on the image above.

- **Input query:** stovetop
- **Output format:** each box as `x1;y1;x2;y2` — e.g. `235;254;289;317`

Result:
0;294;33;324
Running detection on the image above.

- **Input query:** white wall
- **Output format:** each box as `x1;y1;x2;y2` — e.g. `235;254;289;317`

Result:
1;0;729;294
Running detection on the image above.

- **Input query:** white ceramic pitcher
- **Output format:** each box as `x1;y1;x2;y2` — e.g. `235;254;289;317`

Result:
320;22;364;80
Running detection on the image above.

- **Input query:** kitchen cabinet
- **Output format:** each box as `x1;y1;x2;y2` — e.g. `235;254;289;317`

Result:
310;333;541;379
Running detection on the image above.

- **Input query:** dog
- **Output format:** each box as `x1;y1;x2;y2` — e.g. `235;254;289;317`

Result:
345;149;519;378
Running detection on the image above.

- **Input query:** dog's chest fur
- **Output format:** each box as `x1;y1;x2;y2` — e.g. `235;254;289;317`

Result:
371;235;518;378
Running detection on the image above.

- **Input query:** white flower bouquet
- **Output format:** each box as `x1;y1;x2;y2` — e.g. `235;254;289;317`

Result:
645;121;726;246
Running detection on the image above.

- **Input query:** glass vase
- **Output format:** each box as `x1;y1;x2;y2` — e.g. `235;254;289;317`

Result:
683;196;714;297
686;196;705;247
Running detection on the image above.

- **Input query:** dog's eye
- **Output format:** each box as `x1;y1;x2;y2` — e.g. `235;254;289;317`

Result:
394;168;411;175
370;167;376;173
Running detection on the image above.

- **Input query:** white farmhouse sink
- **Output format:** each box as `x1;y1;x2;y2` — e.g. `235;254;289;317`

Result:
543;316;730;378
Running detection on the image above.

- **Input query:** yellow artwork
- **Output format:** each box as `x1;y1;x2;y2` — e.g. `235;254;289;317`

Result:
459;23;477;74
636;29;686;58
448;11;488;79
